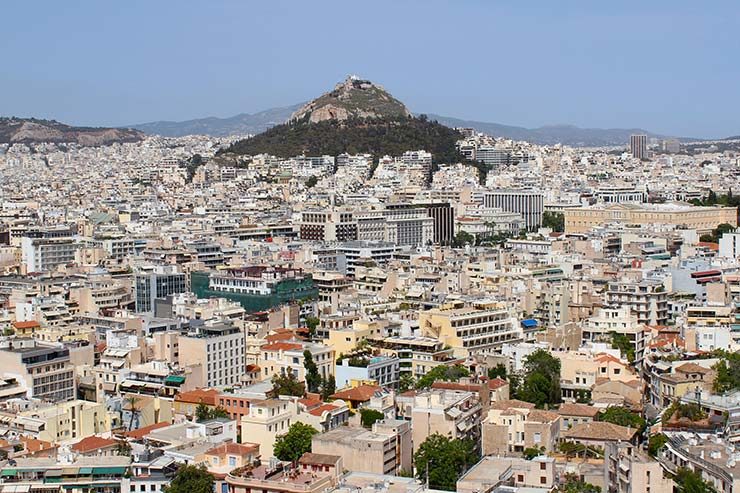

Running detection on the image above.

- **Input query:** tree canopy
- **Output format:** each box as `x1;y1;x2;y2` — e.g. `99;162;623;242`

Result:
163;464;214;493
272;372;305;397
514;349;561;409
415;364;470;389
542;211;565;232
360;408;385;428
598;406;645;432
713;351;740;393
673;468;718;493
222;116;466;169
413;433;479;491
303;350;321;394
195;403;230;422
273;422;318;463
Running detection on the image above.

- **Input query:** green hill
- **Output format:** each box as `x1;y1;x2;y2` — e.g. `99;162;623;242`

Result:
221;115;464;164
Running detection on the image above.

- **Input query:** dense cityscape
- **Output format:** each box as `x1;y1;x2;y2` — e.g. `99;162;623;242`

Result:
2;4;740;493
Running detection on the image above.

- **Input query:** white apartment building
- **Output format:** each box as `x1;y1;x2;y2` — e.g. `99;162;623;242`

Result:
483;189;544;230
178;322;246;388
21;237;78;273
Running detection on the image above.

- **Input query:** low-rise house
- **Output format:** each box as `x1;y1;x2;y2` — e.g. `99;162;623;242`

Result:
71;435;119;457
562;421;638;449
557;403;601;429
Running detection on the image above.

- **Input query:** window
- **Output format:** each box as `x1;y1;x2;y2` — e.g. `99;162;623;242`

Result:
533;432;541;443
540;477;547;485
540;462;546;470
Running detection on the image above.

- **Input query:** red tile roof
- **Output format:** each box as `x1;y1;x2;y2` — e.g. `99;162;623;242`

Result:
330;384;381;402
71;436;117;453
124;421;170;440
12;321;40;329
262;342;303;351
308;404;339;416
175;388;219;405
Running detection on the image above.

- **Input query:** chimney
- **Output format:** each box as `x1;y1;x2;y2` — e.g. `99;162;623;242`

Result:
479;379;491;414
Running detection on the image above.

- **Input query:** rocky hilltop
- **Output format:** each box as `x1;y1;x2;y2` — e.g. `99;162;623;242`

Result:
223;77;463;166
290;76;411;123
0;117;144;146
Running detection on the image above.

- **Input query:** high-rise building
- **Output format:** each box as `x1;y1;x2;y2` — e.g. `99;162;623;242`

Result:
630;134;647;159
483;189;544;230
134;265;188;313
178;321;246;388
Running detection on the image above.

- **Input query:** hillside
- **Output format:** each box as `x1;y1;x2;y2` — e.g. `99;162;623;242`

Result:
222;115;464;164
290;76;410;123
131;104;302;137
0;117;143;146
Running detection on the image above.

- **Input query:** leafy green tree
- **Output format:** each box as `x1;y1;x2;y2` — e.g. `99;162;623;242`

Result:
487;364;507;380
272;372;305;397
542;211;565;232
305;175;318;188
273;422;318;462
195;403;230;422
303;350;321;393
523;446;544;460
305;316;320;337
415;364;470;389
647;433;667;458
453;231;475;248
610;332;635;363
557;473;601;493
413;433;479;491
712;352;740;393
360;408;385;428
598;406;645;432
320;374;336;400
163;464;214;493
673;468;717;493
515;349;561;408
399;373;415;393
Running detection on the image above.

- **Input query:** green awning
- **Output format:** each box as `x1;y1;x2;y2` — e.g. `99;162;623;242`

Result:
165;375;186;385
1;469;17;476
92;467;127;475
78;468;94;474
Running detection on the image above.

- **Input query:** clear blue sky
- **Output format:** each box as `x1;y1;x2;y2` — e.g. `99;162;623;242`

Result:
3;1;739;138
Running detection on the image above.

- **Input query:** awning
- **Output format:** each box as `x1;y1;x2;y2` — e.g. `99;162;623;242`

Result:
44;470;63;477
77;468;93;474
1;469;17;476
61;468;78;475
165;375;186;385
92;467;127;475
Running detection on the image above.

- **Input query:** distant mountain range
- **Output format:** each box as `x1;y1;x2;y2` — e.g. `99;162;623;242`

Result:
0;117;143;146
130;101;698;147
132;104;302;138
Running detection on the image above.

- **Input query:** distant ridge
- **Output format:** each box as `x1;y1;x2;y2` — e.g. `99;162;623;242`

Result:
0;117;143;146
131;104;302;137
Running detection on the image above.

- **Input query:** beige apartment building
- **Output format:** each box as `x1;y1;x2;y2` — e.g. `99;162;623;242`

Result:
411;389;482;452
258;340;334;382
239;397;294;459
311;419;412;475
178;322;246;388
0;338;75;402
482;399;561;455
564;203;737;234
419;300;521;356
605;442;672;493
18;399;111;443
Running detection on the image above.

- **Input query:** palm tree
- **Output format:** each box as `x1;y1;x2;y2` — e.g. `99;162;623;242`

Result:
126;395;140;431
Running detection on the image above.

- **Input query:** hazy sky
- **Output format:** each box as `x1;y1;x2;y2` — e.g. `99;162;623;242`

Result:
3;1;739;138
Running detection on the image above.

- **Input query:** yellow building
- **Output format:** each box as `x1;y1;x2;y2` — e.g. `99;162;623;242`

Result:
18;400;111;443
323;319;385;356
564;203;737;234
